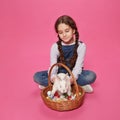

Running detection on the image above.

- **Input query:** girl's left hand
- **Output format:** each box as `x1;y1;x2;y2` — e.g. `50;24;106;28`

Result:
70;76;76;84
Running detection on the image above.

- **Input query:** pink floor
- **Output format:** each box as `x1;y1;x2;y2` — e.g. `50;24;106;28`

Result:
0;0;120;120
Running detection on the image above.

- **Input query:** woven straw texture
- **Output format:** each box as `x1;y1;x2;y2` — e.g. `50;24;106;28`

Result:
41;63;85;111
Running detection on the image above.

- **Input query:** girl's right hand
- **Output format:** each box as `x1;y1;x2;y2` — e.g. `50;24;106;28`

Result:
50;75;57;83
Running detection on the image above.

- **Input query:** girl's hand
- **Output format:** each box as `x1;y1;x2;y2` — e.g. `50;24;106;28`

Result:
51;75;57;83
69;76;76;84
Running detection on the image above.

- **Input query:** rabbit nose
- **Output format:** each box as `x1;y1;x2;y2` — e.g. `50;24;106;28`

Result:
63;90;66;93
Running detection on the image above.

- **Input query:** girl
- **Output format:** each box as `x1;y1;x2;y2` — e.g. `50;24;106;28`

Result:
33;15;96;93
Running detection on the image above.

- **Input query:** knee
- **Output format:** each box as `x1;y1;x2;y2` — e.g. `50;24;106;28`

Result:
89;71;97;83
33;72;38;80
33;71;48;86
33;72;41;84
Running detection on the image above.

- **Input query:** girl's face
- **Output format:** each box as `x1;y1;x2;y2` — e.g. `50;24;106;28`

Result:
57;23;75;44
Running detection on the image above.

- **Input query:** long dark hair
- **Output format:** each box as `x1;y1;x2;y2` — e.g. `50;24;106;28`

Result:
55;15;79;69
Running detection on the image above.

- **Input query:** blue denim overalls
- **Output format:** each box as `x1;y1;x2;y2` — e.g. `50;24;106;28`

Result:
33;43;96;86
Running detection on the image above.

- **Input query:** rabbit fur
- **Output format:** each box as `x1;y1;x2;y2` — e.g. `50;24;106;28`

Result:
51;73;71;97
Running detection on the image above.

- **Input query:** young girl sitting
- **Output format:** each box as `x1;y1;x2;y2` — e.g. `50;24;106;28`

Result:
33;15;97;93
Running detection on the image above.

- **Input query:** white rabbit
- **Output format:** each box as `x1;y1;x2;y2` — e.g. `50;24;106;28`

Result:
51;73;71;97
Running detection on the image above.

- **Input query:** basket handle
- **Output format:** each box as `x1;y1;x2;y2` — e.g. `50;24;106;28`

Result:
48;63;79;97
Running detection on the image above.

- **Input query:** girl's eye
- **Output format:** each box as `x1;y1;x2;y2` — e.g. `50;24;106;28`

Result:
58;31;63;34
58;29;69;34
58;32;62;34
65;29;69;32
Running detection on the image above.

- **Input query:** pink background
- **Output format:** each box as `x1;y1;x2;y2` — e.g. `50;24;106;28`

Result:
0;0;120;120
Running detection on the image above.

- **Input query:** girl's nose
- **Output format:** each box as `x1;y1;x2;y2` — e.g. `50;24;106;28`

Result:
63;33;66;37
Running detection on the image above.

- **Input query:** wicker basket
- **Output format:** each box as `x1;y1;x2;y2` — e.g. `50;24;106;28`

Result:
41;63;85;111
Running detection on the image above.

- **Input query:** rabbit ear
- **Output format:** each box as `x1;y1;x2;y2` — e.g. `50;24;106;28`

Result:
66;73;68;76
56;75;61;81
64;73;69;80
